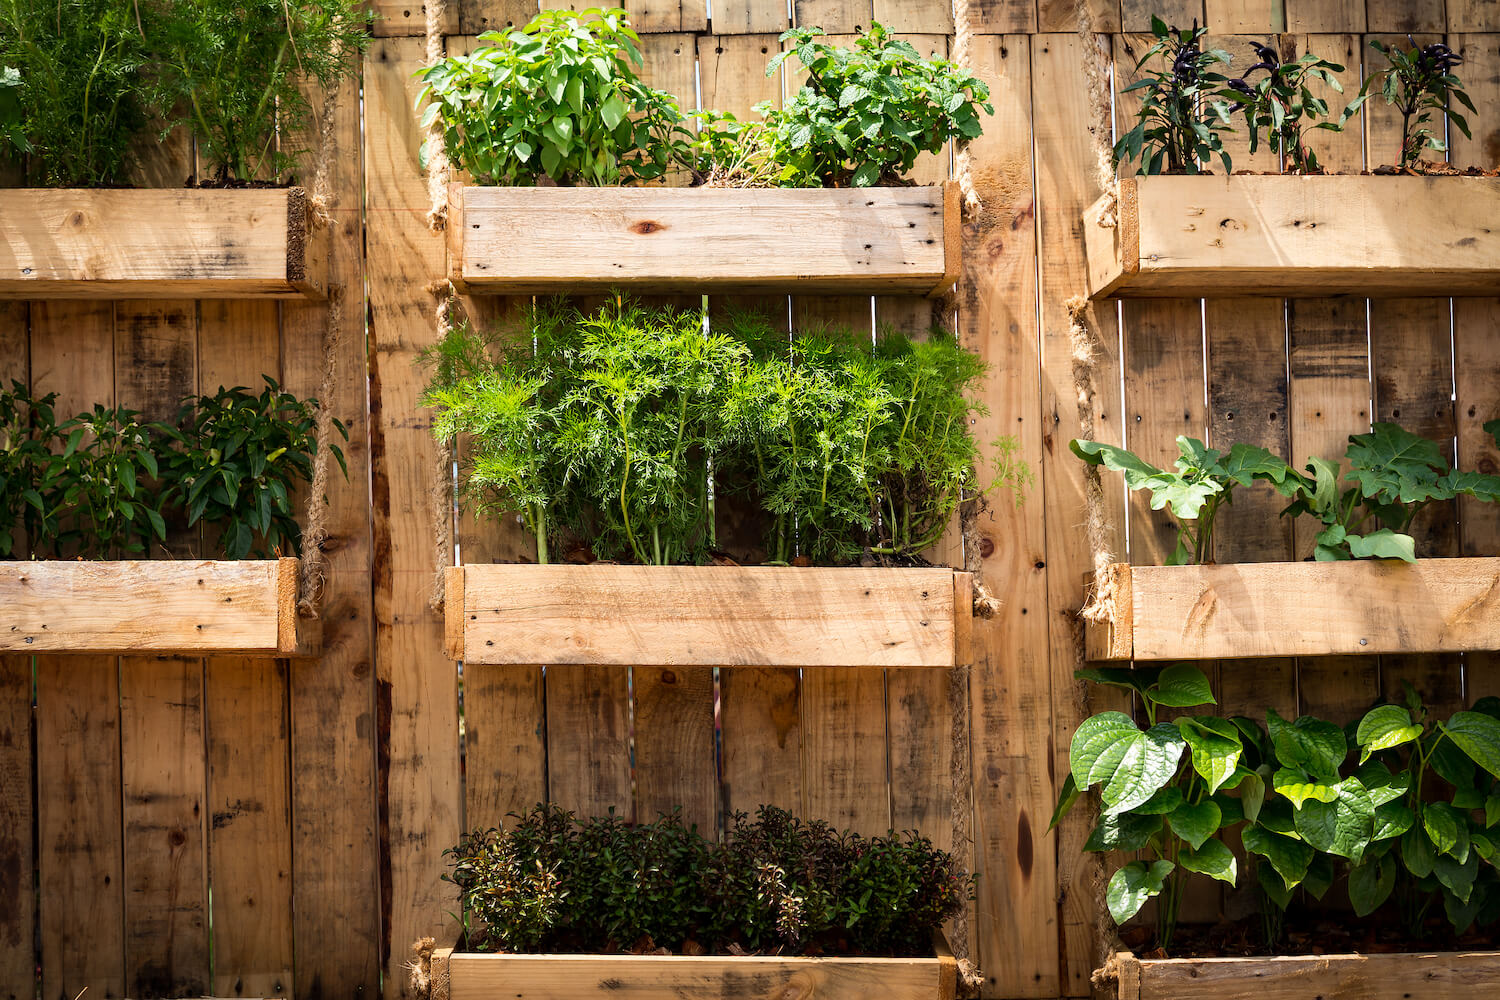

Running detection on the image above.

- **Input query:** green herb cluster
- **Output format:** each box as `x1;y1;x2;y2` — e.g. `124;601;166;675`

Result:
417;10;991;188
446;804;974;956
423;297;1023;566
0;378;343;559
1055;667;1500;951
1073;421;1500;565
1118;19;1476;175
0;0;367;186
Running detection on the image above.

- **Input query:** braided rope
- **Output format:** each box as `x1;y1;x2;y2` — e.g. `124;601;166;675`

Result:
1076;0;1119;226
424;0;451;231
298;284;343;616
951;0;981;216
428;284;457;611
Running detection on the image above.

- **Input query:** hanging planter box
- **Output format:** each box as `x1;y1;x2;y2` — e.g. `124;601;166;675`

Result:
1109;948;1500;999
430;934;958;1000
0;187;329;299
444;564;973;668
0;558;314;656
446;182;960;297
1083;175;1500;298
1084;558;1500;662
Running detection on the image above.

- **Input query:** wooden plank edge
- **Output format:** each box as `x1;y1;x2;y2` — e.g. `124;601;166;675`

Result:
1116;951;1141;1000
277;557;300;654
443;565;465;661
430;945;453;1000
288;186;331;300
934;930;957;1000
1133;950;1500;998
932;179;962;298
953;571;974;667
1082;563;1133;661
370;1;459;36
446;181;467;293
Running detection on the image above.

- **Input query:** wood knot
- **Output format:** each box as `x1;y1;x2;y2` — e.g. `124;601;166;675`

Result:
660;669;678;684
631;220;665;235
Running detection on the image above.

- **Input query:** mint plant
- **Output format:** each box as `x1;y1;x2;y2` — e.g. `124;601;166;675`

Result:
1367;37;1475;170
1225;42;1365;174
1115;17;1237;175
416;8;693;186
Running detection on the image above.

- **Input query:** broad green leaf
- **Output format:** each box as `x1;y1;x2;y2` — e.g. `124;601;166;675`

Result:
1179;838;1237;885
1356;705;1423;762
1220;442;1293;487
1423;801;1461;857
1273;767;1340;808
1345;423;1448;503
1294;778;1374;861
1346;529;1416;562
1168;800;1222;851
1106;860;1174;924
1242;824;1314;888
1070;713;1186;815
1135;786;1184;816
1372;801;1416;842
1486;793;1500;829
1150;665;1216;709
1401;823;1436;878
1085;811;1162;852
1355;760;1410;808
1349;852;1397;916
1302;853;1335;900
1239;768;1267;823
1257;862;1293;909
1433;850;1479;904
1267;707;1346;783
1443;712;1500;779
1177;716;1242;794
1047;772;1080;832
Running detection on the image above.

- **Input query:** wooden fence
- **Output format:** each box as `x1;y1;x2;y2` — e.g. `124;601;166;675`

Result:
1;0;1497;997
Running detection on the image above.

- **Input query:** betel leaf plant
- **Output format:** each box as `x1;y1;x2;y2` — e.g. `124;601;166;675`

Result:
415;8;693;186
744;23;992;188
1071;436;1293;564
1115;17;1237;175
1224;40;1365;174
1366;36;1475;170
1051;664;1264;948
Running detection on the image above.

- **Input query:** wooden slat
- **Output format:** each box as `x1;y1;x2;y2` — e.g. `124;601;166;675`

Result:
0;188;327;299
449;185;959;297
457;0;536;33
544;664;633;820
1364;0;1442;33
0;560;302;655
721;667;803;816
371;0;460;34
791;0;872;34
1205;0;1285;32
453;565;966;667
1087;176;1500;297
1134;951;1500;999
634;665;716;832
1087;560;1500;660
447;949;948;1000
1286;0;1363;32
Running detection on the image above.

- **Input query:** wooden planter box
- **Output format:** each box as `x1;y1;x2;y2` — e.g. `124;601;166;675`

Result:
431;935;958;1000
0;187;328;299
1111;948;1500;999
0;558;314;656
1083;175;1500;298
444;564;973;668
1085;558;1500;662
446;182;960;297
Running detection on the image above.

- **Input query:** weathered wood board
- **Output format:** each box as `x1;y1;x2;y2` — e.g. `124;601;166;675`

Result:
0;558;307;655
1086;559;1500;661
1115;949;1500;1000
1084;175;1500;297
435;935;957;1000
448;183;961;295
446;564;973;667
0;188;328;299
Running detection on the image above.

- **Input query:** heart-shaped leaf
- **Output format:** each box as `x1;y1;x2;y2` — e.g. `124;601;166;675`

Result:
1168;800;1222;851
1106;860;1174;924
1294;778;1374;861
1179;838;1237;885
1177;716;1242;793
1356;705;1423;762
1273;767;1340;808
1085;811;1162;853
1267;708;1346;783
1443;711;1500;780
1243;825;1314;888
1070;713;1185;815
1349;851;1397;916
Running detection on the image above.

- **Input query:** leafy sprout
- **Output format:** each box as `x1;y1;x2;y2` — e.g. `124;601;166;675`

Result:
1366;36;1475;169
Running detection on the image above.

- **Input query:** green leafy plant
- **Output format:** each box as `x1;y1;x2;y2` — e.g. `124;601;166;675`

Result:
1052;664;1262;949
0;381;58;555
146;0;368;183
1366;37;1475;170
1071;436;1293;564
416;8;692;186
162;379;346;559
1115;17;1237;175
1280;423;1500;562
750;24;991;187
446;804;974;957
45;405;168;559
1225;41;1364;174
0;0;148;185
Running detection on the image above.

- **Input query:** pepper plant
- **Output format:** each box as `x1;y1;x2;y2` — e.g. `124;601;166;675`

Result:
1366;36;1475;170
1115;17;1237;175
0;382;58;555
1225;41;1365;173
46;405;168;559
416;8;693;186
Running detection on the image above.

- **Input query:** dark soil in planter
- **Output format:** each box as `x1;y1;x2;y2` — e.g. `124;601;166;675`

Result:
1122;914;1500;960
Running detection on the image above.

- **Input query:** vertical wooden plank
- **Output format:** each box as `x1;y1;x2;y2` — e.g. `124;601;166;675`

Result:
459;0;541;33
1286;299;1379;722
801;668;890;835
626;0;707;34
1205;0;1284;32
698;34;784;114
1294;33;1365;173
721;667;803;817
876;0;954;34
634;665;716;832
119;657;209;998
1449;4;1500;32
283;71;382;997
366;35;462;997
708;0;787;35
1286;0;1363;33
1037;30;1126;999
1038;0;1120;32
0;301;31;1000
545;665;633;819
1365;0;1443;33
792;0;872;35
1121;0;1204;32
32;301;126;1000
197;300;294;996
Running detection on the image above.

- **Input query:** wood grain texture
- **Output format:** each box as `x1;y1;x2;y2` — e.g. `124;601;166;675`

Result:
371;0;460;34
0;559;303;654
545;664;632;820
0;653;31;1000
1087;175;1500;297
446;948;952;1000
449;185;958;296
634;664;716;831
452;565;966;666
1129;950;1500;999
458;0;540;33
0;188;327;298
1087;559;1500;660
1286;0;1362;32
